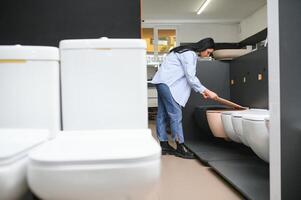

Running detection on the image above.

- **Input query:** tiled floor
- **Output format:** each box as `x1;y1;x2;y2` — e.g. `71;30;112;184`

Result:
149;120;243;200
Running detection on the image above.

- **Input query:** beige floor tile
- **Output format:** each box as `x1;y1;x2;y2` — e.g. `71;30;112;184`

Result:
157;156;243;200
148;120;243;200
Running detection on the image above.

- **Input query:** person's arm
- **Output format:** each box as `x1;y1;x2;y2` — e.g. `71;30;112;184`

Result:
179;51;218;100
179;51;206;93
201;89;218;100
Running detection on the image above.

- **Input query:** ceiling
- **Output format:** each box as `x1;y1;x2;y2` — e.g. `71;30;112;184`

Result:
142;0;266;23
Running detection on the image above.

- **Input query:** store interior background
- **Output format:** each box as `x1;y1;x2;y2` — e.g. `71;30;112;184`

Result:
1;0;301;199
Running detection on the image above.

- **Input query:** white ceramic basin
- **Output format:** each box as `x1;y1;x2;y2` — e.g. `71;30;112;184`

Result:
213;49;251;60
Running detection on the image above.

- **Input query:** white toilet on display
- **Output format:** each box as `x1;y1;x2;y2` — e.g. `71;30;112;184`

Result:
231;109;268;146
221;110;244;143
242;111;270;162
0;130;49;200
27;38;161;200
0;45;60;199
28;129;161;200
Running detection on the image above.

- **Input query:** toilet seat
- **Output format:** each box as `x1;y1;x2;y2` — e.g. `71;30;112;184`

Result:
0;130;49;200
28;129;161;200
242;113;270;162
243;113;269;121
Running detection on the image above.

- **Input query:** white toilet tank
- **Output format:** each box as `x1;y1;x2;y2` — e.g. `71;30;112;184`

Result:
59;38;148;130
0;45;60;135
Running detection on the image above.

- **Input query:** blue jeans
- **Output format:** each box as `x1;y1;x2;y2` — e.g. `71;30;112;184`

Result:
155;83;184;143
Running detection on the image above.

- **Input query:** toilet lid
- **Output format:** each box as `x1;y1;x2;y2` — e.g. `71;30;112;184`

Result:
0;45;59;61
231;111;247;118
232;109;268;118
29;129;161;165
242;114;270;121
60;38;146;50
221;110;245;115
0;129;49;165
206;110;225;113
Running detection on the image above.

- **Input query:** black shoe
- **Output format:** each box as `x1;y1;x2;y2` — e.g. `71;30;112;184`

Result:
160;141;176;155
174;142;195;159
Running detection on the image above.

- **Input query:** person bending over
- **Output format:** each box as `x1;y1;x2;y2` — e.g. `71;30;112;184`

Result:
151;37;218;159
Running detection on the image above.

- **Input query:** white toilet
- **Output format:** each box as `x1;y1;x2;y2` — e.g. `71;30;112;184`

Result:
28;129;161;200
0;45;60;199
0;43;160;199
231;109;268;146
27;38;161;200
242;112;270;162
221;110;244;143
0;130;49;200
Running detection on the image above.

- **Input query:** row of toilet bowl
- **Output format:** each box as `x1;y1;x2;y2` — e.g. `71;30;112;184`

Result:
0;39;161;200
206;109;269;162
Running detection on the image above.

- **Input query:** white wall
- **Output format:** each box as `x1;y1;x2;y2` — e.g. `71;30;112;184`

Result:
178;23;239;44
142;22;240;45
239;5;267;41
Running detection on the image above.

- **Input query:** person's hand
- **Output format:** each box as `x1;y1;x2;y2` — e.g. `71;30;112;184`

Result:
201;89;218;100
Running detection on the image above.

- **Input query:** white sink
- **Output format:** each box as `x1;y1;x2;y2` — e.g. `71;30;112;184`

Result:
213;49;251;60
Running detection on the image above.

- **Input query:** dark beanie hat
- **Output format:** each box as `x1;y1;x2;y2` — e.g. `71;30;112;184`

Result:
169;37;215;54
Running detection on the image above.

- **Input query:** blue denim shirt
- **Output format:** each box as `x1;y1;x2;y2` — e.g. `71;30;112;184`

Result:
151;51;206;107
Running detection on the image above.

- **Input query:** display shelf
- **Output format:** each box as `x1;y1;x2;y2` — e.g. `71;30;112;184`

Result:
186;139;269;200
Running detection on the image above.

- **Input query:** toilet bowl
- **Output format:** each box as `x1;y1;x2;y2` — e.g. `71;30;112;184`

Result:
221;110;245;143
28;129;161;200
206;110;231;139
242;112;270;162
194;106;229;139
0;45;60;199
231;109;268;146
0;130;49;200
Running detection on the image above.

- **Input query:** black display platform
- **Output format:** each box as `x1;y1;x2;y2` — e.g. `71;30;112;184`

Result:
210;159;269;200
186;140;256;165
186;140;269;200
